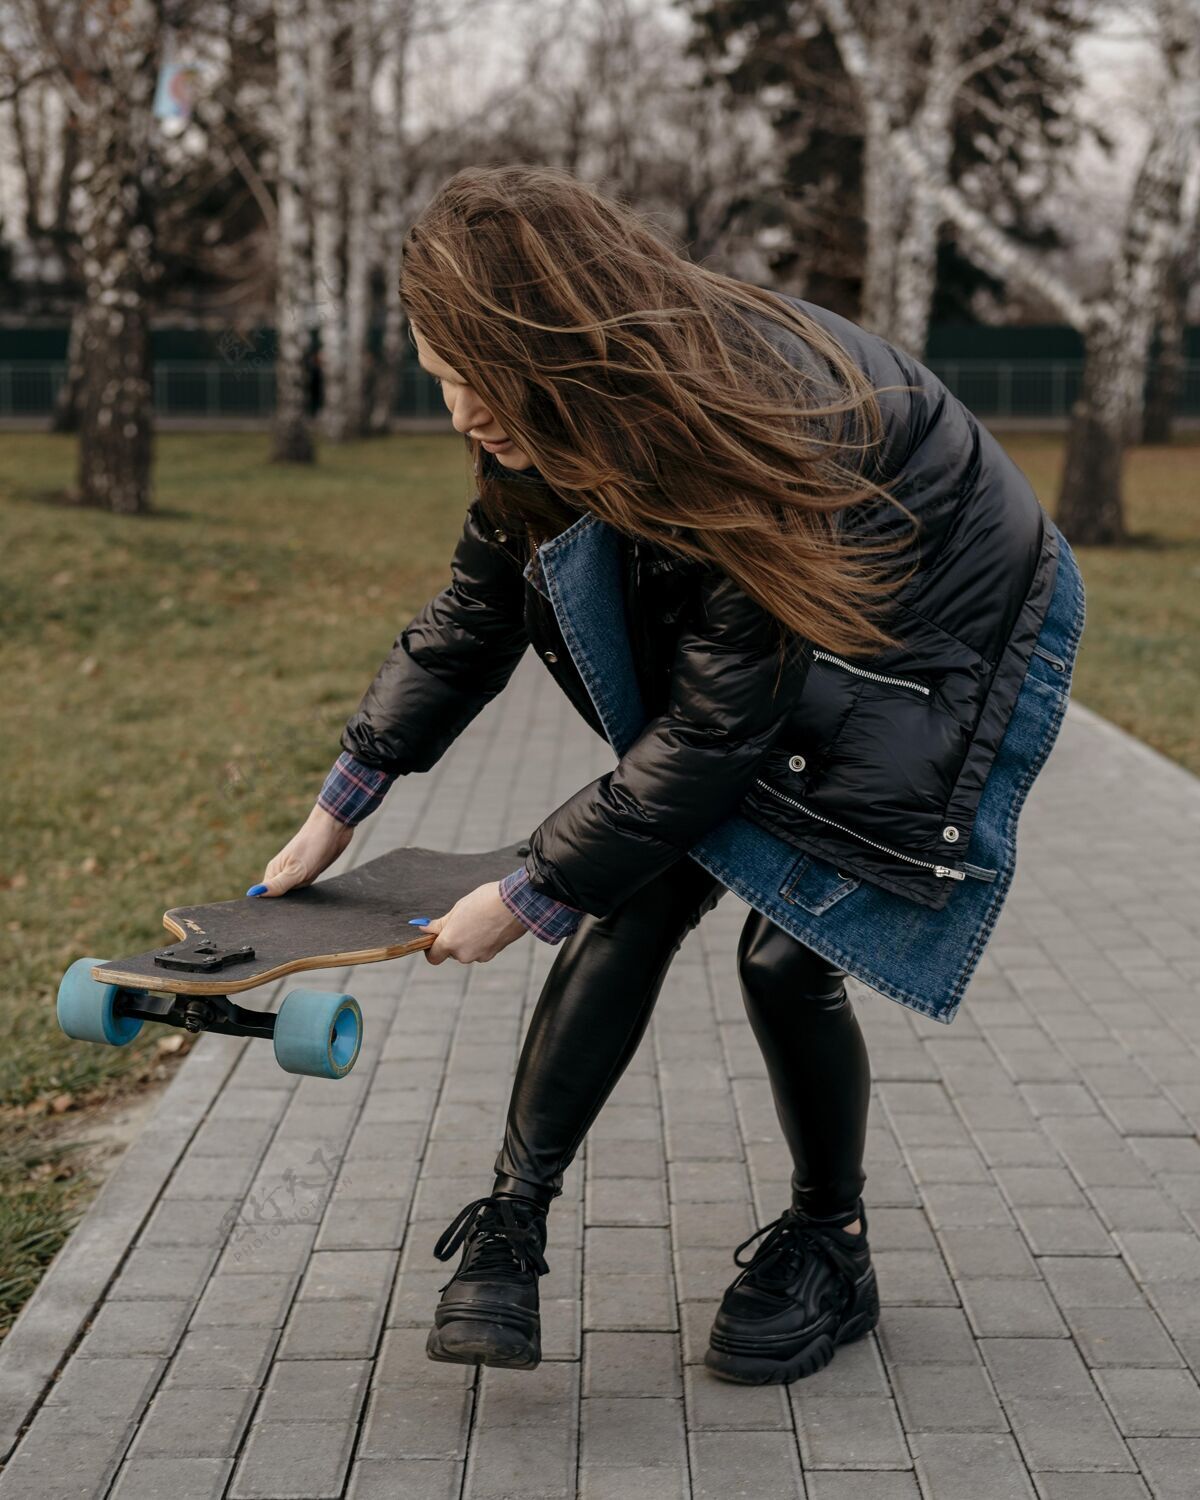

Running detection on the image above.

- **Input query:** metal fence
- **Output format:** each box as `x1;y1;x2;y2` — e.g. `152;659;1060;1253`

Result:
2;359;1198;422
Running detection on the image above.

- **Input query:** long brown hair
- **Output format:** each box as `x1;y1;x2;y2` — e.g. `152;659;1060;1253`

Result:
400;164;919;656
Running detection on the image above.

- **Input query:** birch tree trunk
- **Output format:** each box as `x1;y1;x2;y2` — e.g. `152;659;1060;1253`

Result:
73;0;163;512
272;0;315;463
369;0;415;433
1142;198;1197;442
50;302;86;434
309;0;348;442
1057;7;1198;542
344;0;375;435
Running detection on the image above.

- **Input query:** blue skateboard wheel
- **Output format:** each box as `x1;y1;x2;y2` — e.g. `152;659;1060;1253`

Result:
273;989;362;1078
57;958;144;1046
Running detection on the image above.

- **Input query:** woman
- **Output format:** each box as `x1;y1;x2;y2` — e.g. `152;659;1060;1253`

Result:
253;165;1085;1386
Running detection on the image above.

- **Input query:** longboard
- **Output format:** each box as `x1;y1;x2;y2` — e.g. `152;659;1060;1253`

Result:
57;840;533;1079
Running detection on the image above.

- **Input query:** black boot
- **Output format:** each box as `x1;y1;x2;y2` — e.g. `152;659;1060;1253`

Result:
426;1193;550;1369
705;1197;879;1385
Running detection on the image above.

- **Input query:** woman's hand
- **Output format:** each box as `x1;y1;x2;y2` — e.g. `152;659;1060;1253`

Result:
249;805;354;897
419;881;530;964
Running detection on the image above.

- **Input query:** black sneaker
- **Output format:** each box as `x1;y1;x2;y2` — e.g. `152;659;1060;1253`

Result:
704;1197;879;1384
426;1194;550;1369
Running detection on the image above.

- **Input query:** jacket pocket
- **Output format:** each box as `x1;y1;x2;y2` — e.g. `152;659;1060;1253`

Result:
779;853;862;915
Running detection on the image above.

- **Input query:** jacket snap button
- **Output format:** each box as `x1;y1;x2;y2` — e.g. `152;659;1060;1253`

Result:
543;650;558;664
788;754;806;772
942;825;960;842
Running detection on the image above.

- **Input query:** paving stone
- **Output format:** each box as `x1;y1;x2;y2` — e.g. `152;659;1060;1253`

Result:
191;1271;300;1328
873;1249;958;1305
127;1385;257;1457
584;1270;678;1331
581;1395;687;1468
958;1277;1069;1337
586;1176;670;1226
163;1325;280;1389
583;1331;682;1397
1092;1367;1200;1437
137;1196;245;1247
1125;1437;1200;1499
110;1456;234;1499
806;1475;922;1500
346;1459;464;1500
688;1429;805;1499
667;1159;749;1203
467;1363;578;1499
229;1418;357;1498
255;1357;371;1423
215;1222;319;1275
0;1408;134;1498
683;1365;790;1429
276;1295;387;1360
1063;1307;1186;1368
357;1385;474;1460
108;1245;222;1302
791;1390;910;1469
190;1116;278;1159
164;1154;261;1201
297;1248;397;1302
1114;1231;1200;1283
907;1429;1038;1498
1032;1477;1152;1500
1004;1393;1135;1471
74;1297;193;1358
42;1355;165;1430
890;1362;1008;1432
579;1466;689;1499
877;1307;981;1365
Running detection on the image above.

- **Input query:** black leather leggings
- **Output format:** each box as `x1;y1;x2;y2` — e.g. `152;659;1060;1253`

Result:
492;858;871;1218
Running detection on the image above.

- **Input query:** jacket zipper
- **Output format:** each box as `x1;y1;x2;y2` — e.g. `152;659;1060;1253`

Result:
811;649;930;696
752;778;967;881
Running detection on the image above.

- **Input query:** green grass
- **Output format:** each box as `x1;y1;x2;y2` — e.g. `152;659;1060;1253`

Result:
0;431;475;1337
1001;432;1200;772
0;426;1197;1340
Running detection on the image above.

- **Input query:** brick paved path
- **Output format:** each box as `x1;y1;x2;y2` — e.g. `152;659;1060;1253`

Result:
2;653;1199;1499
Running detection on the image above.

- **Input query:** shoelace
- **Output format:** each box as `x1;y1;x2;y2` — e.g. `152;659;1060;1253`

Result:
433;1194;550;1281
732;1208;859;1292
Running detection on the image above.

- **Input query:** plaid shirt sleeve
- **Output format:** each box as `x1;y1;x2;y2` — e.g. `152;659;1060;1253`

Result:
317;751;397;826
498;867;585;944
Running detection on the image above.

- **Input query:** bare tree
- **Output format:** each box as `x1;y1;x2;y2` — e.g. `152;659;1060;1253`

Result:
309;0;348;440
343;0;376;434
1142;178;1199;442
368;0;416;433
17;0;165;510
818;0;1199;543
272;0;314;462
817;0;1090;354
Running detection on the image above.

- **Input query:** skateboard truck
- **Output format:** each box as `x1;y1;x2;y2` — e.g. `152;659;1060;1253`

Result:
153;938;256;973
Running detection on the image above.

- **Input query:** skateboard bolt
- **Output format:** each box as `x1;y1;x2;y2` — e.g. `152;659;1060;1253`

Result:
183;999;212;1032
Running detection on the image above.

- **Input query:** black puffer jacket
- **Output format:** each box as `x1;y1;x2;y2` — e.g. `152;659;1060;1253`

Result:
341;295;1057;917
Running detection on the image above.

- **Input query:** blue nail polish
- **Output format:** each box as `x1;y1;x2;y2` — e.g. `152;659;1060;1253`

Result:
246;884;268;896
408;917;430;926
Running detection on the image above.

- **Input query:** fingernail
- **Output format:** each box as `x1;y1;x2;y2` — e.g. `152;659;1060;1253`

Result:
247;884;268;896
408;916;430;925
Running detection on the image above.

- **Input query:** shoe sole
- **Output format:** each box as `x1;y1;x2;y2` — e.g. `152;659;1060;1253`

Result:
703;1269;880;1386
426;1321;541;1371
